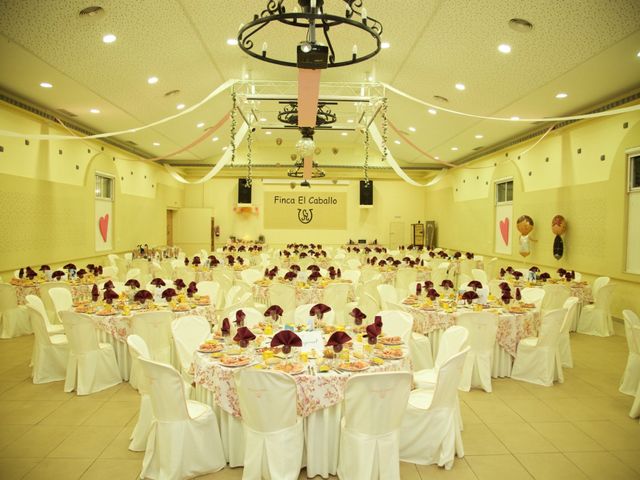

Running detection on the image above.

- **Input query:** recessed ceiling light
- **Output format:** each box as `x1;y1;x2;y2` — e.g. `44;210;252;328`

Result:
347;119;354;123
147;76;159;85
637;50;640;58
428;108;437;115
90;108;100;114
434;156;440;160
196;122;205;128
243;73;250;79
341;132;348;136
227;38;238;46
367;75;374;82
394;140;401;145
451;147;459;151
475;134;484;139
265;131;272;135
222;146;228;151
498;44;512;54
39;82;53;88
259;118;267;122
555;92;568;99
153;142;160;146
455;83;466;91
102;34;117;43
510;116;520;121
176;103;185;110
408;126;416;132
381;41;390;49
212;137;219;142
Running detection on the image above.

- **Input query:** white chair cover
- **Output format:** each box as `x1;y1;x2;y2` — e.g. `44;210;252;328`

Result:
126;268;141;280
139;358;225;479
38;281;70;324
235;369;304;480
628;325;640;419
577;283;615;336
26;303;68;383
0;283;31;338
101;265;119;279
414;325;469;389
376;284;398;311
48;287;73;323
227;307;264;329
171;315;210;379
456;312;498;392
341;269;361;286
59;311;121;395
267;283;297;323
338;372;412;480
221;292;253;321
127;335;153;451
195;280;222;309
591;276;610;298
471;269;488;285
376;310;413;344
322;283;351;325
395;268;418;298
559;297;579;368
400;348;469;469
382;303;434;370
511;309;565;386
521;287;545;310
541;284;571;317
130;311;173;389
240;268;263;284
25;294;64;335
620;310;640;396
294;303;335;326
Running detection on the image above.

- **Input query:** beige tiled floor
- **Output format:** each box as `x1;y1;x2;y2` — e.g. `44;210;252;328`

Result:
0;325;639;479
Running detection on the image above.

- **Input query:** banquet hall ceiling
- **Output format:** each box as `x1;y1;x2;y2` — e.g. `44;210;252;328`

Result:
0;0;639;174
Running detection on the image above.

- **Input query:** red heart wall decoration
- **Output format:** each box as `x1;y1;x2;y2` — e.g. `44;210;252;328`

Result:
499;217;510;246
99;214;109;242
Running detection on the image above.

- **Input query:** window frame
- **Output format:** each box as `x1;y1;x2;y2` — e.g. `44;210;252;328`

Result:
95;172;115;201
495;178;514;205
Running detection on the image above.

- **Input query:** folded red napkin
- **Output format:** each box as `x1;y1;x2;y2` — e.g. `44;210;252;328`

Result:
271;330;302;354
235;309;246;326
161;288;177;300
174;279;186;290
63;263;76;270
462;290;479;304
468;280;482;290
187;282;198;297
264;305;283;321
326;331;352;352
103;288;119;304
125;279;140;289
51;270;64;280
308;271;321;282
440;279;454;289
134;289;153;304
416;283;422;295
374;315;383;329
284;271;297;281
76;269;86;278
91;284;99;301
192;256;201;266
365;324;381;345
184;258;190;266
233;326;256;348
427;288;440;300
499;282;510;291
310;303;331;319
466;252;474;259
349;307;366;325
39;265;50;271
502;291;513;304
307;265;320;272
424;280;433;290
515;288;522;301
289;264;301;272
151;278;166;287
539;272;550;281
221;318;230;336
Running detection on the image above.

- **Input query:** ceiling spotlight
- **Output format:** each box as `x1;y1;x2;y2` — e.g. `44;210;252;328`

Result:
260;118;267;122
381;41;390;49
637;50;640;58
299;41;313;53
90;108;100;114
434;156;440;160
212;137;219;142
196;122;205;128
265;131;272;135
555;92;568;99
147;76;159;84
428;108;437;115
102;34;117;43
341;132;348;136
498;44;512;54
451;147;459;151
408;126;416;132
226;38;238;46
39;82;53;88
222;146;228;151
394;140;401;145
475;134;484;139
347;119;354;123
510;116;520;121
455;83;466;91
153;142;160;146
176;103;185;110
367;75;374;82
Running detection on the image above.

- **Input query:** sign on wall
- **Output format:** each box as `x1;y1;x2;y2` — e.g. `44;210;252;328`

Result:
263;191;347;230
494;204;512;255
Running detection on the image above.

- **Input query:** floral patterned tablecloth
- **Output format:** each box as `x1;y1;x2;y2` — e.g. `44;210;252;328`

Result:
252;280;355;307
193;353;410;418
13;282;93;305
402;304;540;357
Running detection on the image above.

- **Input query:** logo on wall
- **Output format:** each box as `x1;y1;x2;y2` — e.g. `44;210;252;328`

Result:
297;208;314;224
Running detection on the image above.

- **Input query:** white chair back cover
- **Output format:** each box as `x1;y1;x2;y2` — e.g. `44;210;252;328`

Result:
26;302;69;384
592;276;610;298
427;347;470;410
0;283;19;311
235;369;304;480
26;294;57;331
620;310;640;396
431;265;451;292
346;258;361;270
268;283;297;323
435;325;470;367
240;268;263;284
322;283;350;324
456;313;498;392
49;287;73;318
377;310;413;344
537;309;565;349
171;315;210;372
39;281;70;323
131;311;173;363
126;268;141;280
0;283;31;339
558;297;580;368
471;268;488;285
542;284;571;313
577;283;615;336
521;287;545;309
140;357;189;421
629;325;640;418
338;372;411;480
295;303;336;326
377;284;398;310
196;281;222;309
357;292;380;322
341;269;361;285
59;310;121;395
395;268;418;297
222;292;253;320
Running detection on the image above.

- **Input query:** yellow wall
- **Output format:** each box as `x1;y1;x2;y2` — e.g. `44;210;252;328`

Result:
0;102;184;278
425;109;640;318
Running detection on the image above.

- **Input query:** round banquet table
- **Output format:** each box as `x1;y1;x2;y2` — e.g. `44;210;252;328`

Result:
192;338;410;476
11;279;94;305
252;279;356;307
400;299;540;378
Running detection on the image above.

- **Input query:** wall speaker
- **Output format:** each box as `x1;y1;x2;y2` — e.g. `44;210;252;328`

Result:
238;178;252;204
359;180;373;206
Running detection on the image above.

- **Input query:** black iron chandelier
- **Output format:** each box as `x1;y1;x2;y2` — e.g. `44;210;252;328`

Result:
237;0;383;69
287;158;326;178
277;102;337;127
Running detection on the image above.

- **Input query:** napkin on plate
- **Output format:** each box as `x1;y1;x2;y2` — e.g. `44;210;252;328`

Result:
350;307;366;325
440;279;454;289
174;279;186;290
161;288;177;300
468;280;483;291
271;330;302;354
310;303;331;319
235;309;246;326
187;281;198;297
221;318;231;336
51;270;65;280
63;263;76;270
462;290;479;304
192;256;201;266
151;278;166;287
103;288;119;304
39;265;50;271
125;279;140;289
284;271;297;281
134;289;153;304
365;324;381;345
234;326;256;348
103;280;115;290
326;331;352;352
91;284;99;302
264;305;283;321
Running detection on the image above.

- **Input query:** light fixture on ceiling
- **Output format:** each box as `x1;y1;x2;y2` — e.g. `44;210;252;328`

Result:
196;122;205;128
394;140;401;144
39;82;53;88
474;134;483;139
428;108;437;115
90;108;100;114
147;76;159;84
237;0;384;69
510;116;520;121
265;131;272;135
498;43;511;53
341;132;348;136
259;117;267;122
455;83;466;91
212;136;219;142
226;38;238;46
408;126;416;132
176;103;185;110
555;92;568;99
347;119;354;123
102;33;117;43
153;142;160;146
451;146;458;151
637;50;640;58
381;41;390;49
509;18;533;32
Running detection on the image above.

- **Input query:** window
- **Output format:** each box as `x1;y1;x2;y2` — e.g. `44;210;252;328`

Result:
95;173;114;200
629;154;640;192
495;179;513;204
626;152;640;274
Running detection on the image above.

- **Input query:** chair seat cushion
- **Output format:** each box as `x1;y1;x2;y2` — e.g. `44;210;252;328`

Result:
408;389;434;410
50;334;68;345
519;337;539;347
187;400;211;419
413;369;436;387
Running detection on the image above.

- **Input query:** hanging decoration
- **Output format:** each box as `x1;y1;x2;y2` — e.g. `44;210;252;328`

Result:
380;98;389;161
245;122;253;187
363;128;370;186
516;215;535;258
230;90;238;165
551;215;567;260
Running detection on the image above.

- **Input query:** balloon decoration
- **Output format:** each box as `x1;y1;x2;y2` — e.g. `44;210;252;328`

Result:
276;137;283;146
290;153;297;161
516;215;534;258
551;215;567;260
332;147;339;155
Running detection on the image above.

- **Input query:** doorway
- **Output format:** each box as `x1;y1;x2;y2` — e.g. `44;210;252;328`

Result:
388;221;404;248
166;210;174;246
